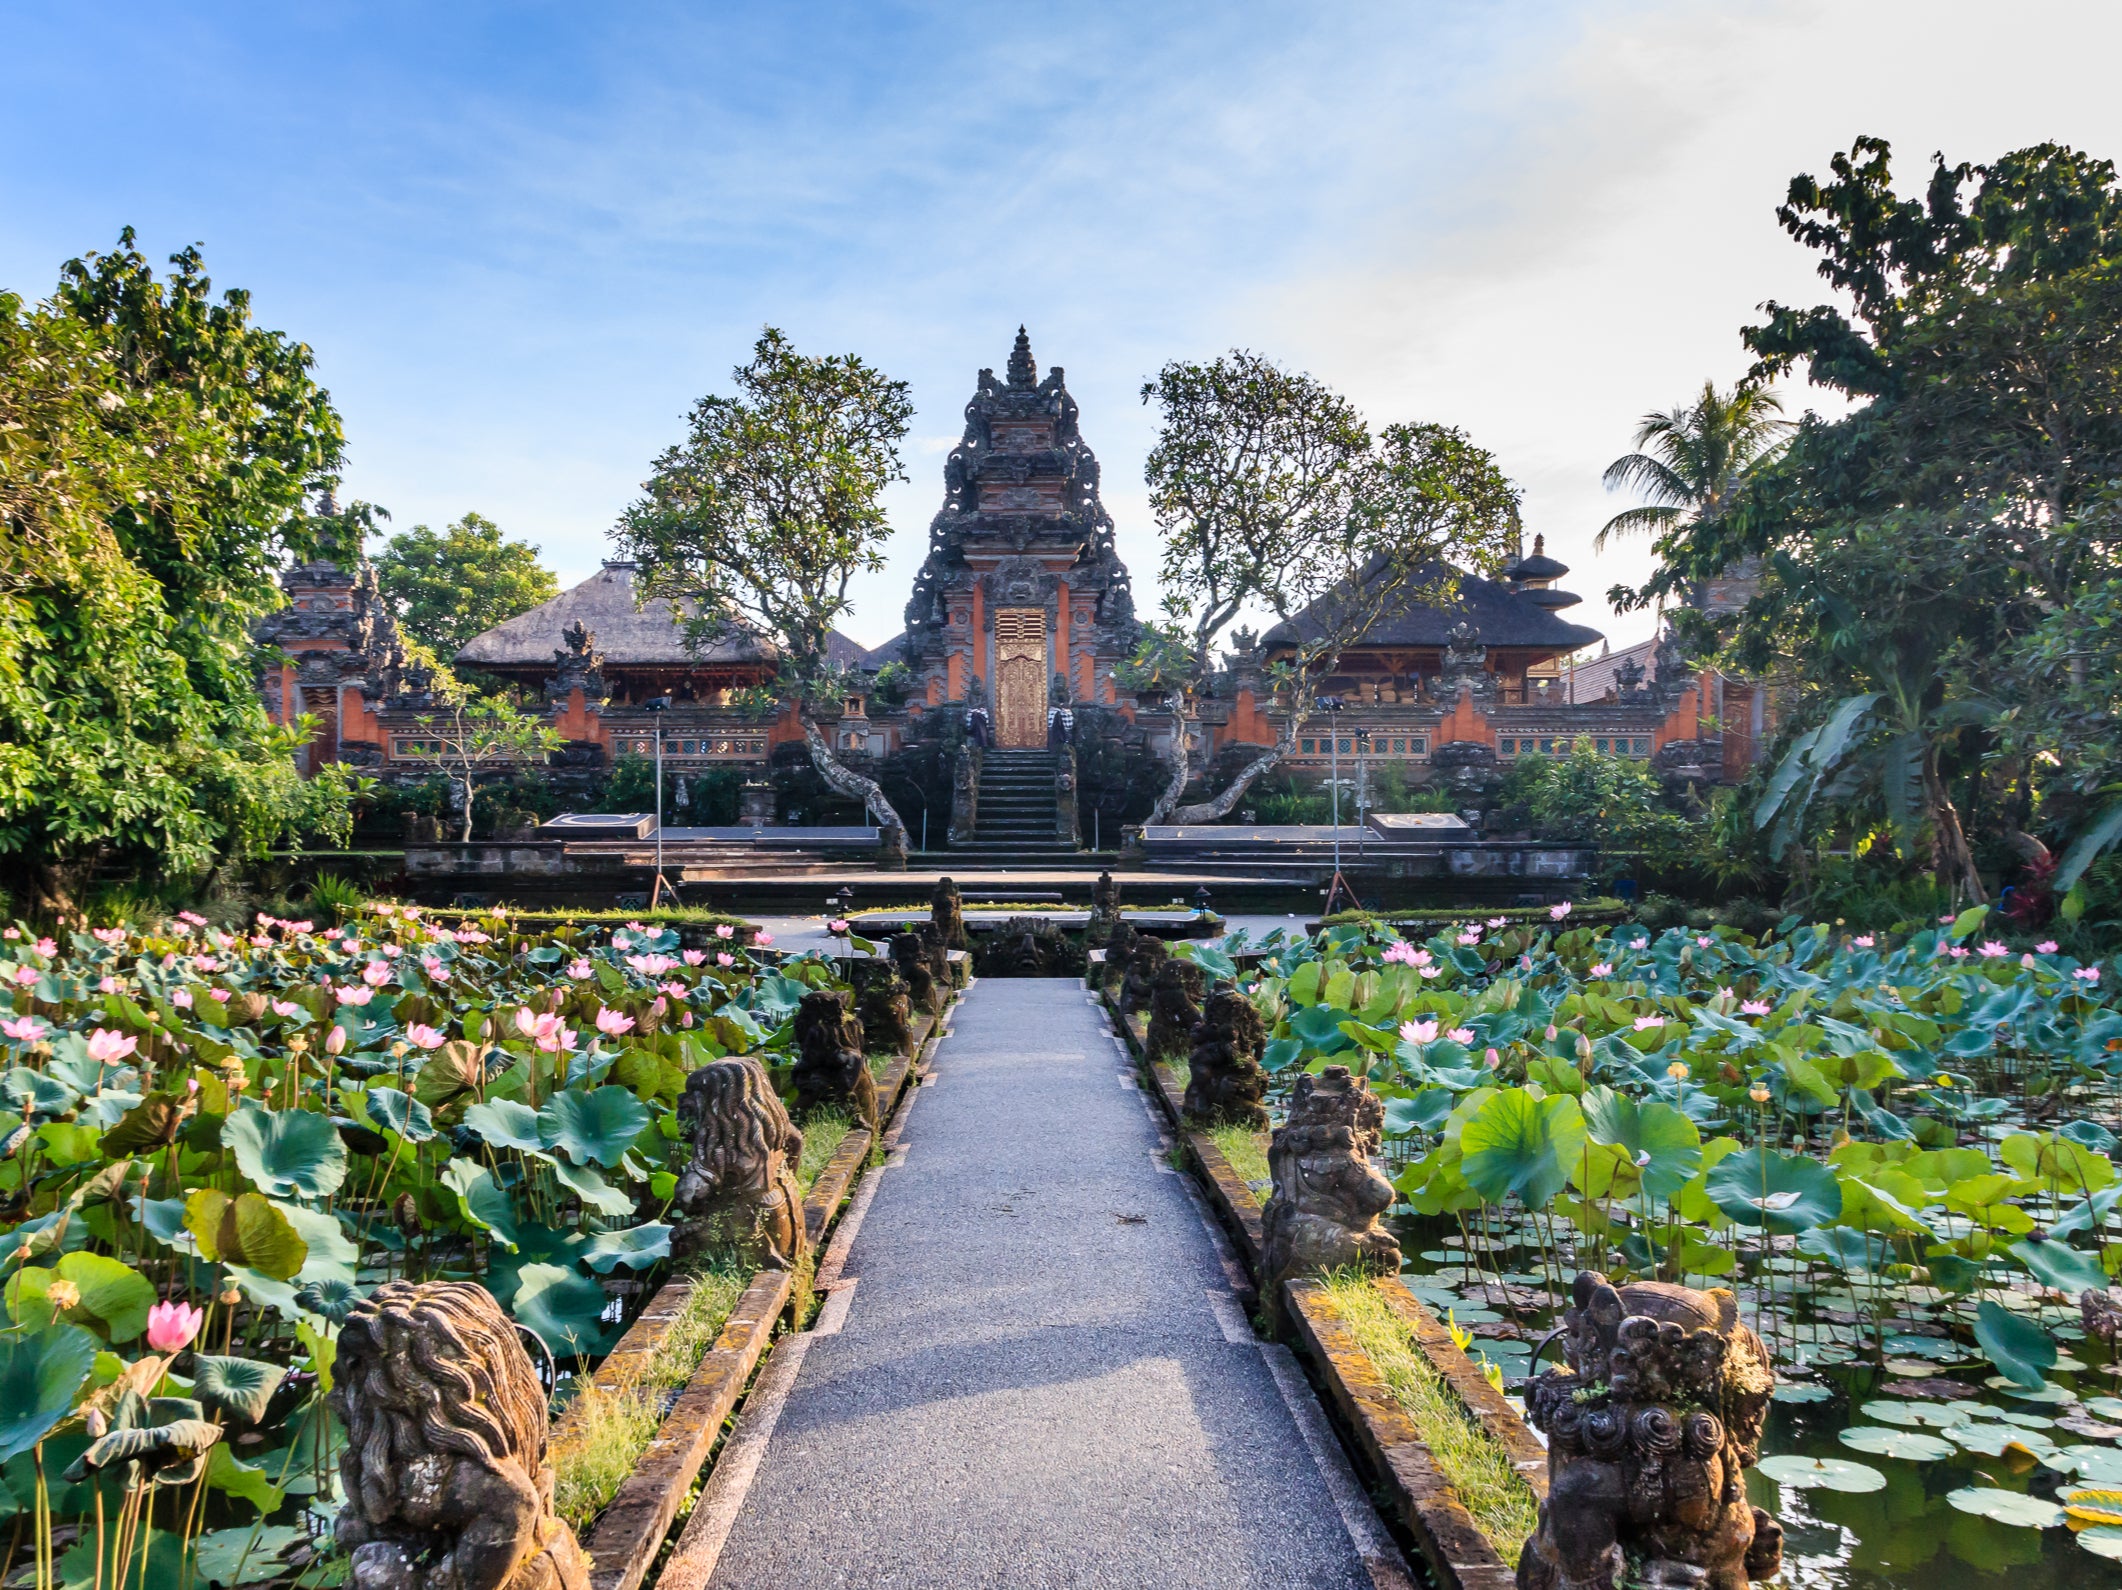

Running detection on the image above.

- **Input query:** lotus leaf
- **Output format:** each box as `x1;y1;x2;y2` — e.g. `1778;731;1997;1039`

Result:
221;1101;348;1200
0;1326;96;1464
1757;1454;1886;1492
1976;1298;2058;1389
1459;1089;1584;1210
1839;1425;1956;1461
1948;1487;2065;1527
538;1085;652;1168
1704;1148;1841;1234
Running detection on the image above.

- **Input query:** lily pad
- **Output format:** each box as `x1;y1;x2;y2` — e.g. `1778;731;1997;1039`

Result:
1860;1398;1966;1428
1839;1425;1956;1460
2079;1525;2122;1560
1948;1486;2065;1527
1756;1454;1886;1492
1773;1382;1835;1404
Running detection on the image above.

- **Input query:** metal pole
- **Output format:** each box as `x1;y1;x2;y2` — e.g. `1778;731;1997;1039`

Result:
654;719;664;884
1328;706;1341;879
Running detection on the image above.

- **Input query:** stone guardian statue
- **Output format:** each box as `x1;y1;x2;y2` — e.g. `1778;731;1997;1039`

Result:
1517;1271;1781;1590
670;1057;808;1270
1146;955;1204;1060
1259;1065;1400;1293
331;1280;590;1590
791;989;880;1130
931;875;968;950
1181;988;1270;1129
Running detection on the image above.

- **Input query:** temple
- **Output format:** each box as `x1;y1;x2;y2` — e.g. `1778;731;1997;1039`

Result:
254;330;1752;844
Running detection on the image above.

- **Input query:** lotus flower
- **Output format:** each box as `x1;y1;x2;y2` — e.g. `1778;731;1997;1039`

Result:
515;1008;561;1041
716;924;736;939
324;1025;348;1055
1853;935;1875;948
2075;966;2102;983
335;986;374;1006
1484;1047;1501;1068
1456;932;1480;946
754;932;773;947
1979;940;2008;958
1448;1027;1475;1045
683;949;707;966
1667;1061;1690;1080
1741;999;1772;1016
1634;1015;1667;1031
176;911;208;929
1696;935;1713;948
1486;918;1507;929
361;962;391;986
1419;966;1440;979
85;1029;138;1063
625;954;677;977
422;956;452;984
1589;963;1613;978
717;952;735;967
92;927;124;946
566;958;594;980
1400;1019;1439;1045
596;1008;636;1036
11;968;37;988
406;1023;447;1049
1550;902;1571;921
828;920;851;936
2037;940;2059;954
1;1017;48;1042
171;989;194;1008
207;988;229;1002
145;1299;204;1353
1948;945;1970;959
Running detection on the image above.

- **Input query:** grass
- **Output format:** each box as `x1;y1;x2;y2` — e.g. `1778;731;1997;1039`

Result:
550;1262;751;1530
1315;898;1625;930
797;1109;854;1194
1321;1272;1541;1566
1208;1124;1271;1187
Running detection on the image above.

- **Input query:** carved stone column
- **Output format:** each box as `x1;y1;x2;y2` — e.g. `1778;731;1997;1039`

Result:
1055;745;1081;847
331;1280;591;1590
946;744;981;846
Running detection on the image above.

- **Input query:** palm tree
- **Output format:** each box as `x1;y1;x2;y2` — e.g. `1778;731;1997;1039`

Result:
1596;381;1790;549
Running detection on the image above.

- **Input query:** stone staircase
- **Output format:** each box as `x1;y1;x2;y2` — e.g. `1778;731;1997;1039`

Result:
951;748;1083;865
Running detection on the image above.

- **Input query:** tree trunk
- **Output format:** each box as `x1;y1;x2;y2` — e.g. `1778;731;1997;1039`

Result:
803;717;906;833
1169;739;1287;825
458;774;476;844
1923;750;1986;904
1145;714;1193;825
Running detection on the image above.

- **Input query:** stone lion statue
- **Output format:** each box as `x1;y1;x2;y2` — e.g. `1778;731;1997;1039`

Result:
331;1280;589;1590
1518;1271;1781;1590
1120;931;1166;1018
1145;955;1204;1061
791;989;879;1130
671;1057;808;1270
1181;988;1269;1130
890;929;941;1015
1259;1065;1400;1292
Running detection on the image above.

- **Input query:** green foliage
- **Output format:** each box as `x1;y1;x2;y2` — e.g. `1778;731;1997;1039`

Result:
1597;379;1789;548
396;694;564;842
0;232;353;902
1509;744;1697;864
372;511;559;662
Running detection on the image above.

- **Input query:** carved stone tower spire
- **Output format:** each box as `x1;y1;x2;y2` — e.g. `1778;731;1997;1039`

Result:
1006;325;1036;389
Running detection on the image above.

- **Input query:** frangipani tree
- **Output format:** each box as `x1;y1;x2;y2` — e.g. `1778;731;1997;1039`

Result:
618;328;913;832
1137;352;1520;823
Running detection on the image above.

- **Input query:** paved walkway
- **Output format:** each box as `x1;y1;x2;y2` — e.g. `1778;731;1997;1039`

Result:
685;978;1409;1590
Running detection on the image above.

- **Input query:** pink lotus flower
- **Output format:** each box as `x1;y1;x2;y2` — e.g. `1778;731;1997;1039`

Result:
683;949;707;965
250;935;270;948
515;1008;561;1042
1550;902;1571;921
611;932;631;951
1853;935;1875;948
1400;1019;1438;1045
454;929;490;945
1448;1027;1475;1045
97;977;117;993
1696;935;1712;948
171;988;193;1009
828;920;851;936
1;1016;48;1042
1979;940;2008;958
145;1299;204;1353
381;943;401;959
2037;940;2059;954
1948;946;1970;959
1484;1047;1501;1069
10;967;37;988
1940;914;1957;924
1486;917;1507;929
361;962;391;986
1456;931;1480;946
338;940;359;954
176;911;207;929
661;980;689;998
625;920;647;932
406;1023;447;1050
2075;966;2102;983
1634;1014;1667;1031
32;938;54;956
625;953;676;977
324;1025;347;1055
271;1000;302;1018
1;928;15;939
285;920;314;934
715;924;736;940
86;1029;138;1063
716;952;735;968
1717;985;1734;1000
1589;963;1613;978
754;931;773;947
421;956;451;984
1381;942;1416;966
207;988;229;1003
1741;999;1772;1016
1419;965;1441;979
650;996;668;1017
596;1008;636;1036
92;927;124;946
566;958;594;980
1544;1025;1558;1041
191;955;221;973
334;986;374;1006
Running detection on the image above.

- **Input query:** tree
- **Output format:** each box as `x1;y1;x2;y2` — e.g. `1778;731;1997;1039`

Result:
1596;381;1789;549
1138;352;1520;822
615;328;914;831
373;512;560;661
1624;138;2122;903
396;694;562;842
0;232;351;909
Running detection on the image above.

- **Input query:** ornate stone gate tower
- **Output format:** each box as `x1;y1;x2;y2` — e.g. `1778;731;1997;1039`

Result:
901;329;1137;744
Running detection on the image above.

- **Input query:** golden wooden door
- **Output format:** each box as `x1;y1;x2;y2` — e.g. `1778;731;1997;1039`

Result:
993;608;1048;748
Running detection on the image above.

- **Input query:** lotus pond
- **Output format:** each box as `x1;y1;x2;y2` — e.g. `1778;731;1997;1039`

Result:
1191;907;2122;1585
0;904;855;1587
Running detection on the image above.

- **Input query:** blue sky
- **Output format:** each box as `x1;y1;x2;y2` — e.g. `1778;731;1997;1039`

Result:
8;1;2122;649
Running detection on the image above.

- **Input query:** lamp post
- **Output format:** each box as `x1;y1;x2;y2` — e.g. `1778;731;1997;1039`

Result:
646;695;673;909
1319;695;1344;877
1353;726;1371;856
